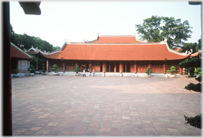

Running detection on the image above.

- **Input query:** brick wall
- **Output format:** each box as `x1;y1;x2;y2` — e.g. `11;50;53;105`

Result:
18;60;30;73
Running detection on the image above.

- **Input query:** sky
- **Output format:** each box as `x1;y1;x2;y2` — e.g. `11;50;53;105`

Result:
10;1;202;47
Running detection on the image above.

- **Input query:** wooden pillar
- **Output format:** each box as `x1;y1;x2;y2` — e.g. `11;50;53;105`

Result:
46;59;49;72
134;62;137;73
63;62;65;73
119;62;123;73
149;61;151;68
89;63;92;72
180;68;182;75
114;63;116;72
163;61;166;74
102;62;106;73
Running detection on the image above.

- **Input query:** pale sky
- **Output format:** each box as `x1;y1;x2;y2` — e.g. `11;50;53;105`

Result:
10;1;202;47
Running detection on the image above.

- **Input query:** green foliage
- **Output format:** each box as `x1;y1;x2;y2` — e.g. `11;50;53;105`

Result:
12;69;19;74
145;67;152;75
52;64;60;73
184;114;202;129
189;67;195;77
179;58;201;68
10;24;60;52
167;66;178;75
74;65;80;73
28;65;36;73
180;43;197;53
195;76;201;83
135;16;192;49
185;83;201;92
195;67;202;76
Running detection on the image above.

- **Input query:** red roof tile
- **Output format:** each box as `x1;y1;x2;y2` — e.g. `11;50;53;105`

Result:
91;36;142;43
44;43;190;61
11;43;32;59
191;51;201;58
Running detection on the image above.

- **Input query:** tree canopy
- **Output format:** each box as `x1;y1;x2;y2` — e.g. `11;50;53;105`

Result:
135;16;192;49
179;38;201;53
10;24;60;52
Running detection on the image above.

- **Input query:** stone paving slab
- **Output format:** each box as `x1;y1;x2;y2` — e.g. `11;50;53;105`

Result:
12;76;201;136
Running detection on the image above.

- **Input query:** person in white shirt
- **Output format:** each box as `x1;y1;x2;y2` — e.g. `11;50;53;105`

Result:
83;69;86;77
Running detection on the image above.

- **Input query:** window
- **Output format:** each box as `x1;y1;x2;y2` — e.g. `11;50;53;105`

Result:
22;61;27;70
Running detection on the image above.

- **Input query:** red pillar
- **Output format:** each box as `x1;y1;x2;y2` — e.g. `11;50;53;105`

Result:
109;64;111;72
89;63;92;72
102;62;106;73
114;63;116;72
46;59;49;72
63;62;65;73
134;62;137;73
163;62;166;74
119;62;123;73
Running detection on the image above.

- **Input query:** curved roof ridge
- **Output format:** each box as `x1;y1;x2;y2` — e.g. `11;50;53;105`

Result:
163;39;192;56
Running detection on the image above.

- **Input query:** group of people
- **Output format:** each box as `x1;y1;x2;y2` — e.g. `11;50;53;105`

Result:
82;68;95;77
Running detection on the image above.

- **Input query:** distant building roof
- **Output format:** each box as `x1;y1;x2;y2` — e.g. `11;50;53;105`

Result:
43;37;191;61
11;43;32;59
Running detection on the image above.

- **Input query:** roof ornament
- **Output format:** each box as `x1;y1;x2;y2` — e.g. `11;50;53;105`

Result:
98;33;102;36
65;39;71;44
160;39;167;44
185;50;189;55
190;49;193;53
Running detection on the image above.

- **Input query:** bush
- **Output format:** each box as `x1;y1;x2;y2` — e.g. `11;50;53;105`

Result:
184;114;202;129
195;67;202;76
145;67;152;75
167;66;178;75
189;67;195;76
28;65;36;73
179;58;201;68
52;64;60;73
195;76;201;82
12;69;19;74
185;83;201;92
74;65;80;73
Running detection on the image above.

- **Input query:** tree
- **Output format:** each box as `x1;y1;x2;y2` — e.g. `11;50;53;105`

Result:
167;66;178;75
135;16;192;49
51;64;60;73
10;24;61;52
74;65;80;73
145;67;152;75
179;38;201;53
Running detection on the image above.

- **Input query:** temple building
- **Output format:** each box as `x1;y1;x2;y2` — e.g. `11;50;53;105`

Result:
38;34;197;74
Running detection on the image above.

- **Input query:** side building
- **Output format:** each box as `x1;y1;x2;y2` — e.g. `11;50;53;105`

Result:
11;43;32;73
42;34;194;74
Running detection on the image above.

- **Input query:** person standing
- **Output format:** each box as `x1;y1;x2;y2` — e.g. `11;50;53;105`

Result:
83;68;86;77
92;69;95;76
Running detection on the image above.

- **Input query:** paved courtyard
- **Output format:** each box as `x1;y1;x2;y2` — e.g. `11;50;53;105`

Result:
12;75;201;136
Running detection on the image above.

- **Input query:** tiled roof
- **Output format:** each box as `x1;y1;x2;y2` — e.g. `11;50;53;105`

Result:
11;43;32;59
191;51;201;58
44;42;190;61
91;36;143;43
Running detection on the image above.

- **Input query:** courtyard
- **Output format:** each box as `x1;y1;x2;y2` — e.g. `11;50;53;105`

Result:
12;76;201;136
